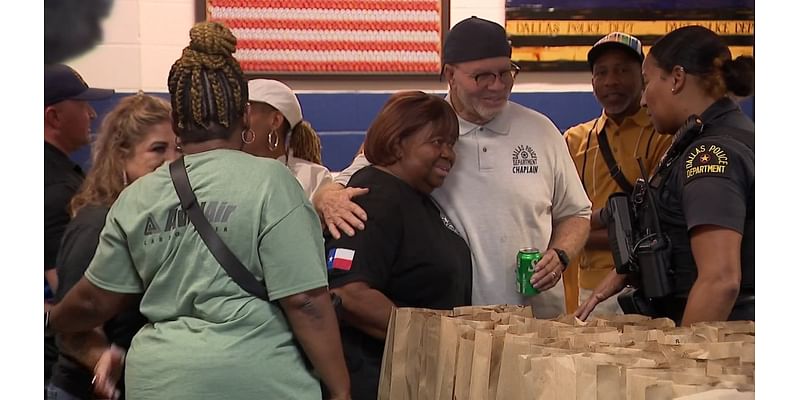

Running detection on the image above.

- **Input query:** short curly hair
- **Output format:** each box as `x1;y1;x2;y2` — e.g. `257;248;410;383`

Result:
364;91;459;166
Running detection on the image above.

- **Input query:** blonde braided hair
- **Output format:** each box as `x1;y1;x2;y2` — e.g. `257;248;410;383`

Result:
289;121;323;164
167;21;247;143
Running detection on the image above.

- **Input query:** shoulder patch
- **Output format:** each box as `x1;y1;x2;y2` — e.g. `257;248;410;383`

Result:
683;143;730;181
327;248;355;271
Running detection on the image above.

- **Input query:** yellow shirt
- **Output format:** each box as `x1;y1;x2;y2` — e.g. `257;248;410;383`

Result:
564;107;673;289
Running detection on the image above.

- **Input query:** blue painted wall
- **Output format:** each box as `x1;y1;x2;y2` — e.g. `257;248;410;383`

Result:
80;93;754;172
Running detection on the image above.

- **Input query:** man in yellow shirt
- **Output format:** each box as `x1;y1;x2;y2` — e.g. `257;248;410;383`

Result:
563;32;672;314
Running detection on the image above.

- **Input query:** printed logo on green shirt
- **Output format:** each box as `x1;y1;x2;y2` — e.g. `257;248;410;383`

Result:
144;201;238;237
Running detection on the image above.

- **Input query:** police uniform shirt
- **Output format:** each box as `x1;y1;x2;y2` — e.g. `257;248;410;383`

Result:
45;142;85;270
653;97;755;297
325;166;472;400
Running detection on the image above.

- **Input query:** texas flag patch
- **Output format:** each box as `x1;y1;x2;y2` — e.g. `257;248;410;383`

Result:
327;248;356;271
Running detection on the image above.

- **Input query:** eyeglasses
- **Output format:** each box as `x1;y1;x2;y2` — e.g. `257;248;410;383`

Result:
459;63;521;87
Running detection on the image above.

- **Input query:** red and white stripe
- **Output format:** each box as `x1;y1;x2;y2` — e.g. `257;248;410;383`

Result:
208;0;443;73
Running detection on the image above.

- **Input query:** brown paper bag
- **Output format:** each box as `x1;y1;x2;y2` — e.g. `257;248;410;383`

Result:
523;354;578;400
487;329;507;400
644;380;714;400
495;337;575;400
405;311;428;400
573;352;661;400
454;328;476;400
691;320;755;335
626;368;709;400
434;316;461;400
527;318;574;338
378;307;399;400
379;308;439;400
705;358;740;378
596;364;626;400
558;327;622;349
418;312;449;400
680;342;745;360
464;328;507;400
673;388;755;399
495;333;539;400
621;328;667;344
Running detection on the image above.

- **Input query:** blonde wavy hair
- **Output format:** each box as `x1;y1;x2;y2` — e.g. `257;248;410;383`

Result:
69;93;172;216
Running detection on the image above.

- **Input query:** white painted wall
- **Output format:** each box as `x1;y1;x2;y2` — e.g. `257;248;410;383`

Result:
65;0;592;93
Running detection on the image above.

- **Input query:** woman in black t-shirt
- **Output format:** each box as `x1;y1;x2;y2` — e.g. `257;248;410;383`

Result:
325;91;472;400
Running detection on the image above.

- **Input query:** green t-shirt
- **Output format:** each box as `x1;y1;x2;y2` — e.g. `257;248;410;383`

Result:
86;149;327;399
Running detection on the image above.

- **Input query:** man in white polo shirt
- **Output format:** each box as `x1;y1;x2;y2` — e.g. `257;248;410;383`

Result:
315;16;591;318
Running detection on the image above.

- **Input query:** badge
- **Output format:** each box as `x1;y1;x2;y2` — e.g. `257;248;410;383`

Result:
684;143;730;181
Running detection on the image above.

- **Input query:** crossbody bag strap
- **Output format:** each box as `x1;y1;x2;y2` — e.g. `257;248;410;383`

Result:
596;128;635;194
169;157;269;301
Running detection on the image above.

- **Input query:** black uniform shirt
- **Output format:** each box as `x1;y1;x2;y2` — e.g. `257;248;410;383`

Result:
44;142;84;270
50;205;147;399
652;97;755;298
324;166;472;400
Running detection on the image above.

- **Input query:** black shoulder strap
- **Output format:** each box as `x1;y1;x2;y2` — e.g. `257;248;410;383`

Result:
169;157;269;301
596;129;635;194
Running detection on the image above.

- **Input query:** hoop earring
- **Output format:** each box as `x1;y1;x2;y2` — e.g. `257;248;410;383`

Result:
267;129;279;151
241;128;255;144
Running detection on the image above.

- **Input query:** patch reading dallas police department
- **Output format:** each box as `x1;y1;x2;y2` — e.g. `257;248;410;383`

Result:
685;143;729;181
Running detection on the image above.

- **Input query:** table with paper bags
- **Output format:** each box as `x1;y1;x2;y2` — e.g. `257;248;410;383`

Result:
376;305;754;400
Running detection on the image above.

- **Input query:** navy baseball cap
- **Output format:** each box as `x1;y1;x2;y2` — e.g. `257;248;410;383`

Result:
442;16;511;65
45;64;114;107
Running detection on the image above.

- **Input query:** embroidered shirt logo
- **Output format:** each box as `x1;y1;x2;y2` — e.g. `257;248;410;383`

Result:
512;145;538;174
440;213;459;235
684;143;729;180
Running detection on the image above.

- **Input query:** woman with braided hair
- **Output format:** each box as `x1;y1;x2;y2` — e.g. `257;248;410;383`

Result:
46;21;350;400
245;79;333;199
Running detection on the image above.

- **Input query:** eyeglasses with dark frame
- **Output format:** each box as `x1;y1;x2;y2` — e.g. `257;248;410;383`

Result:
460;63;521;87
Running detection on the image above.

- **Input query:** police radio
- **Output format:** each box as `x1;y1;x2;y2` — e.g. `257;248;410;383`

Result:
632;157;673;298
606;159;674;299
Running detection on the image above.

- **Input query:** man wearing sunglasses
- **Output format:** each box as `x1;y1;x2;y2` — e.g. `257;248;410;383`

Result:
315;16;591;318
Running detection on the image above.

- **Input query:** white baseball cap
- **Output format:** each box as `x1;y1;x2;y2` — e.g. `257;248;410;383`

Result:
247;79;303;129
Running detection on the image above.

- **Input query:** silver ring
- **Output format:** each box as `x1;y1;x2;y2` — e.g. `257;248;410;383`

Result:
551;271;557;280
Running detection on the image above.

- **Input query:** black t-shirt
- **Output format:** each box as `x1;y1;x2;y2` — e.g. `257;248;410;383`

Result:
50;205;147;399
646;98;755;321
44;142;84;270
325;166;472;400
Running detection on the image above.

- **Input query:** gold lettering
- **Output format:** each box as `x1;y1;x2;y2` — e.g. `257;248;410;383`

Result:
708;145;729;165
736;21;754;34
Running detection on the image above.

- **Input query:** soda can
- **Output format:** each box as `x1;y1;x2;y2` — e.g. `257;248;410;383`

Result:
516;248;542;296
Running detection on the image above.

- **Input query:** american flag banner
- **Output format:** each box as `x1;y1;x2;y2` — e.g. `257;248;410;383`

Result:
205;0;447;74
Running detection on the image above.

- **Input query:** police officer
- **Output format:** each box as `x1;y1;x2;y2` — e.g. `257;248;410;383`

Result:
576;25;755;326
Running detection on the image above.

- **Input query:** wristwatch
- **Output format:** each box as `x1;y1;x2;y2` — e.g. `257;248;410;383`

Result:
552;248;570;271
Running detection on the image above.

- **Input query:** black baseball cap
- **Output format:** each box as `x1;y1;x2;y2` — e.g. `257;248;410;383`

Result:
587;32;644;70
45;64;114;107
442;16;512;65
